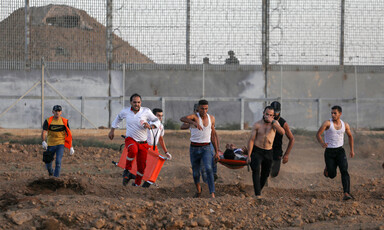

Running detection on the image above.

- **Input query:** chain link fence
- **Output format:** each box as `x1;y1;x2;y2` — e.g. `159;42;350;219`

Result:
1;0;383;69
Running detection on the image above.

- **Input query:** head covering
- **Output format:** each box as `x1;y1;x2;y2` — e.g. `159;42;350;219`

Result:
52;105;62;111
270;101;281;113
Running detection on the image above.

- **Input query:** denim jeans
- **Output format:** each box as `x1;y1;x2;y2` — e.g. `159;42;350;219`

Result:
190;145;215;194
201;143;217;183
46;144;64;177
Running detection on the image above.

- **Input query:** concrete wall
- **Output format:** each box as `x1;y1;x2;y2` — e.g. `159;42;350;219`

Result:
0;68;383;130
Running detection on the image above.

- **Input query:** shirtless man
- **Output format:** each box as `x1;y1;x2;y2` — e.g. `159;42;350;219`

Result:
316;105;355;200
180;99;219;198
247;106;285;198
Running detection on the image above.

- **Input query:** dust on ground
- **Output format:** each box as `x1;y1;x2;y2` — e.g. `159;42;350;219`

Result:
0;129;383;229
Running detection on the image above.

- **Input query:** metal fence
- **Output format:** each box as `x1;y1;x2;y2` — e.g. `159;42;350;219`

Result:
1;0;384;69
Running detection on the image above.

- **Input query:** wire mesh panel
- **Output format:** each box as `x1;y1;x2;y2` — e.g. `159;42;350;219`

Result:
344;0;384;65
269;0;341;65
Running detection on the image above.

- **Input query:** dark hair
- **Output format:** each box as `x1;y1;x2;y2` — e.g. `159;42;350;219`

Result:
198;99;209;106
152;108;163;115
130;93;141;102
331;105;342;113
270;101;281;113
263;106;274;113
223;149;235;159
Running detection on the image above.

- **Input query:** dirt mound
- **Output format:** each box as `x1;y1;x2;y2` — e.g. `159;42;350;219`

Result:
26;177;86;196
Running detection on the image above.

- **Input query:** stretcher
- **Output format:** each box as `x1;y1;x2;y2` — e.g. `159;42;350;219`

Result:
217;151;249;170
112;135;169;187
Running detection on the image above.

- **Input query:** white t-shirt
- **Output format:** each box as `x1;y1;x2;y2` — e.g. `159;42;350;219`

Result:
111;106;160;142
190;113;212;143
324;119;345;148
147;123;164;146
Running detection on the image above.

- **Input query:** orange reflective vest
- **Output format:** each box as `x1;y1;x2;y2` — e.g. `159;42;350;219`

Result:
47;116;72;149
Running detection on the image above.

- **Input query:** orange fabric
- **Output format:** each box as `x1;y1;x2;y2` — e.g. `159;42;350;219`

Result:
218;152;248;169
48;116;72;149
118;146;165;183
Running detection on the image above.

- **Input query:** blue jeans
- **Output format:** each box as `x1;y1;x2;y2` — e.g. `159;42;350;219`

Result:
190;145;215;194
201;143;217;183
46;144;64;177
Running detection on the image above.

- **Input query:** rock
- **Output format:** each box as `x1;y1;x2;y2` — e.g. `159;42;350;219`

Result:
10;212;33;225
43;218;61;230
196;215;210;227
293;217;303;227
310;198;316;204
93;218;106;229
168;219;184;229
189;220;198;227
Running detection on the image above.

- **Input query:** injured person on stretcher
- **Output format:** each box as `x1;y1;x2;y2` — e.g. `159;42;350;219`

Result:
222;144;248;161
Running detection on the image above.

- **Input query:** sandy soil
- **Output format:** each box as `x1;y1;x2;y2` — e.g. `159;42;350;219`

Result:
0;129;383;229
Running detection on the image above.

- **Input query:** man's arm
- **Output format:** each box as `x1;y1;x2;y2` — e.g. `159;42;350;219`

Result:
247;123;258;163
345;122;355;158
316;120;330;148
180;114;201;130
158;136;168;153
282;122;295;164
272;120;285;135
180;123;190;130
210;115;219;160
109;112;124;140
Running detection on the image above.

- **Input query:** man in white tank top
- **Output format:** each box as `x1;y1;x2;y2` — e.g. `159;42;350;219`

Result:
180;99;220;198
316;105;355;201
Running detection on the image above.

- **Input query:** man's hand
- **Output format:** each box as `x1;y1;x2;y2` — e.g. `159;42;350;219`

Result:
350;150;355;158
246;156;251;164
142;122;151;129
194;122;203;130
321;142;328;148
108;129;114;140
42;141;48;150
165;152;172;160
214;152;220;162
282;154;289;164
70;147;75;155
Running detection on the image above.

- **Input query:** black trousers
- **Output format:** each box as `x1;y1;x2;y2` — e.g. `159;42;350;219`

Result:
270;150;283;178
250;146;273;196
324;147;350;194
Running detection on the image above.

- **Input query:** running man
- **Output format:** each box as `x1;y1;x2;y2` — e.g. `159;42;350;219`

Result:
108;93;160;186
148;108;172;160
270;101;295;177
316;105;355;200
41;105;74;177
247;106;285;198
180;99;219;198
181;103;220;181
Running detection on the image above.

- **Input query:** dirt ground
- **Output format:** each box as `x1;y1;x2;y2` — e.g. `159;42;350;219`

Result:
0;129;383;229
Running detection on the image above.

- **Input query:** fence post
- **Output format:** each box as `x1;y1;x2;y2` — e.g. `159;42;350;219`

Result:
186;0;191;65
81;96;85;129
161;97;166;123
106;0;113;128
24;0;30;69
354;66;358;129
41;58;44;127
339;0;345;66
262;0;270;101
240;98;245;130
317;98;321;128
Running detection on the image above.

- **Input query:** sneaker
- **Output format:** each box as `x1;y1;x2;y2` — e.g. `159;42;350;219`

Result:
48;172;53;176
343;193;353;201
193;188;202;198
122;170;135;186
142;181;151;188
323;168;329;178
132;183;139;187
214;174;218;182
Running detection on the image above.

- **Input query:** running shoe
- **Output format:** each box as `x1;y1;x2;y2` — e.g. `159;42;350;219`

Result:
122;169;135;186
214;174;218;181
343;193;353;201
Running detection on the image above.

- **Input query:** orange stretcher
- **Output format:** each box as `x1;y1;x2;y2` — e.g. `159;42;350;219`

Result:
217;151;249;170
116;145;167;185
